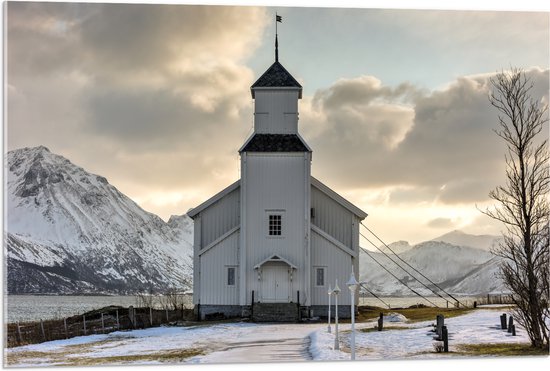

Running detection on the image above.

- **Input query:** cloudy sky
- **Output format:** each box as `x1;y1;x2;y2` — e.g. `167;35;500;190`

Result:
5;1;549;244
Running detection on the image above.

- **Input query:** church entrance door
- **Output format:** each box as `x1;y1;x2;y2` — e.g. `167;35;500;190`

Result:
261;262;290;303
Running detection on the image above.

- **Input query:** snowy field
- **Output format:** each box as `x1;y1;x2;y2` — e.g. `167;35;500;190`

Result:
4;309;546;368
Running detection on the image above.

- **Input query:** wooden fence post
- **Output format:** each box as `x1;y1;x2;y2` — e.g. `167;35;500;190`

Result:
165;308;169;323
63;318;68;339
442;325;449;352
129;306;134;328
40;319;46;341
512;324;516;336
16;322;22;344
377;312;383;331
508;316;513;333
83;315;87;335
101;313;105;333
149;307;153;326
116;310;120;329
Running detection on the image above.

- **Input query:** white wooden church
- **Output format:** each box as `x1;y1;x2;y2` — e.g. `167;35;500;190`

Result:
188;37;367;321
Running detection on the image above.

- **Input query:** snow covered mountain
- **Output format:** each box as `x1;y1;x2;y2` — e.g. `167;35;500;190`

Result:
431;230;501;251
6;146;194;294
359;237;505;296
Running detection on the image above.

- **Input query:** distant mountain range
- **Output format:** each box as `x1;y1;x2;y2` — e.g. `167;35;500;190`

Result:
5;146;507;297
6;146;193;294
360;232;505;297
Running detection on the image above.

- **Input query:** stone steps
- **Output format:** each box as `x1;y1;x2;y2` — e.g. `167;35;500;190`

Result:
252;303;300;322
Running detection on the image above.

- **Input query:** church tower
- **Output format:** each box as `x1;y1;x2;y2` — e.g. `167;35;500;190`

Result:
238;42;313;306
188;20;366;321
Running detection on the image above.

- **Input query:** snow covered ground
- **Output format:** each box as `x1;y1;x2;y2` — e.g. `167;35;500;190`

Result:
4;309;544;367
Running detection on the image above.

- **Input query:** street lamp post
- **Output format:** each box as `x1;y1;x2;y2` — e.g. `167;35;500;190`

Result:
347;267;359;360
327;284;332;333
333;279;341;350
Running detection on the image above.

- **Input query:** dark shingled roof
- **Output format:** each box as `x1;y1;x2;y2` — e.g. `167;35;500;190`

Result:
251;62;302;98
240;134;310;153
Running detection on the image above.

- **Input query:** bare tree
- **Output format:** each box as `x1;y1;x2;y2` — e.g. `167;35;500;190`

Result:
483;68;549;349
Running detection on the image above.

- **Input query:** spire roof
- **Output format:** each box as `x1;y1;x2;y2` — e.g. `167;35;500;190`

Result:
250;61;302;98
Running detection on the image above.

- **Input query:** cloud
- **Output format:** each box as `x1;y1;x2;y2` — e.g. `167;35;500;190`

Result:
304;67;549;205
427;218;455;229
7;2;267;217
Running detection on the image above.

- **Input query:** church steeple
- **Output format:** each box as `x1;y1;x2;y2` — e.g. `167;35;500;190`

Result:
275;33;279;62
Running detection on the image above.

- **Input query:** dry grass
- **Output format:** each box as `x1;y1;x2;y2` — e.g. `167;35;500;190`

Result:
456;343;549;356
357;305;472;323
5;342;204;367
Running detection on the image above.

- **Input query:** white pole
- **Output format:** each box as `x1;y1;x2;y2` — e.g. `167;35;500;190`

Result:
327;284;332;333
333;279;340;350
350;289;356;360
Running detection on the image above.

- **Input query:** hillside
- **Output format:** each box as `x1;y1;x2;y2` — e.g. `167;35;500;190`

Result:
359;238;505;296
6;146;194;294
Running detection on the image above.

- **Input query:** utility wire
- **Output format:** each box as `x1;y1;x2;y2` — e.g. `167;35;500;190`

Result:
360;230;452;307
359;283;391;309
360;222;464;308
359;243;440;308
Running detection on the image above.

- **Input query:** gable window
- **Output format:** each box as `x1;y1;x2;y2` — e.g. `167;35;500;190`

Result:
268;214;282;236
314;267;326;287
227;267;236;286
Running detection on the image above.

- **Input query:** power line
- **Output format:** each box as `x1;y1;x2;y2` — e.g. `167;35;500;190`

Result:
360;222;464;308
359;242;440;308
359;283;391;309
360;230;453;307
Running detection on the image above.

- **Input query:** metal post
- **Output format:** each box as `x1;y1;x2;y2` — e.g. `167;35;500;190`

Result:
327;284;332;333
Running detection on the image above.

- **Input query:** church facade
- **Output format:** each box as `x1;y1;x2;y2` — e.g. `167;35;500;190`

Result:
188;53;367;320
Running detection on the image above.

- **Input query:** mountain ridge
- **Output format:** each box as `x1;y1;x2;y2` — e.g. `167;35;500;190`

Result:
6;146;194;294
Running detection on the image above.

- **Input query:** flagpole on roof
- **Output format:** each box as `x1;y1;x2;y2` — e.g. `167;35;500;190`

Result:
275;13;282;62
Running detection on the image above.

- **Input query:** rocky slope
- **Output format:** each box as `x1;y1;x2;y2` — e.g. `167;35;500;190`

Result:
6;146;193;294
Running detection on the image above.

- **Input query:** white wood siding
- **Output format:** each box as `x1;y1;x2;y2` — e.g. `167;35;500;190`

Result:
254;90;299;134
243;153;309;304
311;229;354;306
311;186;353;248
199;231;240;305
200;187;240;247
